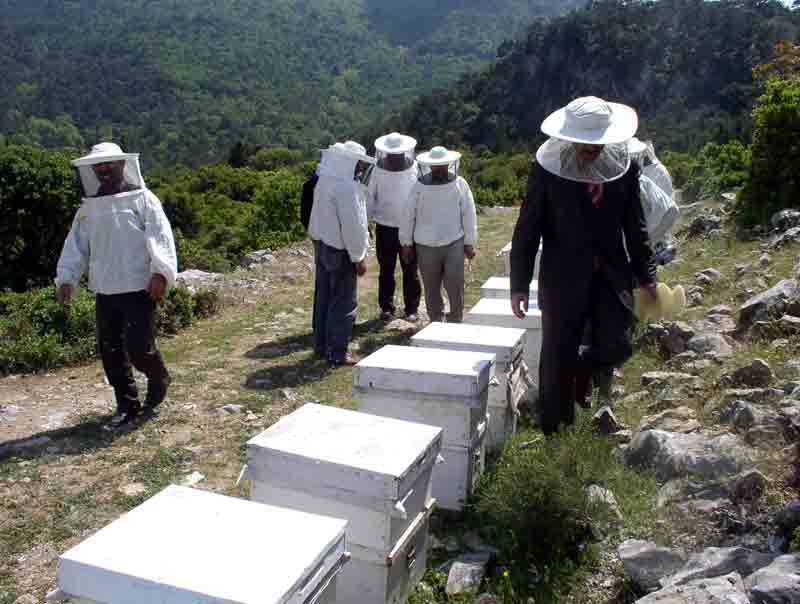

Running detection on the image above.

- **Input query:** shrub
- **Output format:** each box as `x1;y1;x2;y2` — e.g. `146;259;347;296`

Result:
662;140;751;200
0;286;220;374
475;419;656;600
737;75;800;228
245;169;306;250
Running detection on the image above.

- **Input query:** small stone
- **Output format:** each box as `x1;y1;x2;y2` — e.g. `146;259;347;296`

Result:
661;547;775;588
730;359;774;388
687;332;733;357
726;470;769;504
641;371;699;388
640;572;750;603
745;554;800;603
120;483;148;497
759;253;771;267
474;594;498;604
771;209;800;231
221;404;245;414
593;406;623;434
696;273;713;287
587;485;623;521
183;471;205;487
13;595;38;604
739;279;799;330
708;305;733;316
774;500;800;536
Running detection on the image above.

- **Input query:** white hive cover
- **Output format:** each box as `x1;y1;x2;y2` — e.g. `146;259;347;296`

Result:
58;485;347;604
480;276;538;297
499;242;541;254
247;403;442;485
354;345;495;397
411;323;524;366
466;298;542;329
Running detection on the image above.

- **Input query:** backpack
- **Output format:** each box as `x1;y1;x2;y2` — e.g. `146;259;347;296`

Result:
300;173;319;231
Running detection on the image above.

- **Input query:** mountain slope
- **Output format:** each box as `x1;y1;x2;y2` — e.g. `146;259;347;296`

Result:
390;0;800;153
0;0;581;166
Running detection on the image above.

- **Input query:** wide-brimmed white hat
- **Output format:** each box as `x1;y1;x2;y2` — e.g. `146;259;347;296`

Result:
375;132;417;155
72;142;139;167
628;137;648;155
325;141;375;164
541;97;638;145
416;146;461;166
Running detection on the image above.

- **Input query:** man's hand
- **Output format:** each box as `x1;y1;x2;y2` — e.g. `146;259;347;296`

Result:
401;246;415;263
355;260;367;277
148;274;168;302
57;284;73;314
641;282;658;301
511;293;529;319
464;245;476;260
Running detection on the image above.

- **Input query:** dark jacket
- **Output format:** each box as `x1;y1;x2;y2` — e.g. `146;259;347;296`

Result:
510;161;655;311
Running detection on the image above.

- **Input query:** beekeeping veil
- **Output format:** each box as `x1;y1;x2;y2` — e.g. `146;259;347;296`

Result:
72;142;145;199
416;146;461;185
536;96;638;184
374;132;417;172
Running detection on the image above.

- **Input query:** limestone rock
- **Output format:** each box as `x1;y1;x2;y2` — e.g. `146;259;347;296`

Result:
13;595;38;604
587;485;623;521
446;553;492;595
687;332;733;357
221;404;245;414
618;539;687;593
745;554;800;603
686;213;723;237
730;359;774;388
771;209;800;231
709;305;733;316
661;547;775;588
624;430;748;482
637;572;750;603
593;406;623;434
770;226;800;249
639;407;700;434
725;470;770;504
241;249;275;268
698;268;723;282
774;501;800;537
642;372;700;389
779;315;800;336
739;279;799;330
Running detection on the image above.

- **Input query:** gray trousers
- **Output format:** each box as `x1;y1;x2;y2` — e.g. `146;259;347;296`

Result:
416;237;465;323
312;240;358;362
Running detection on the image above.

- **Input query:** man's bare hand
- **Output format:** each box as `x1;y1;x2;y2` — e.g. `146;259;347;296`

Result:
355;260;367;277
401;246;415;263
148;274;168;302
511;293;529;319
464;245;476;260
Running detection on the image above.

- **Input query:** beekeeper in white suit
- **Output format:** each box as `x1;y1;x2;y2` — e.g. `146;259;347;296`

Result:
56;142;177;426
308;140;375;366
367;132;422;322
400;146;477;323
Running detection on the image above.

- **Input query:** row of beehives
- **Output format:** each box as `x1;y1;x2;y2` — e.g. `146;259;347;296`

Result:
49;242;539;604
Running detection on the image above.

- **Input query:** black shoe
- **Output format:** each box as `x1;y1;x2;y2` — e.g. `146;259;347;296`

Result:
380;310;394;321
328;354;358;368
109;402;141;427
144;374;172;411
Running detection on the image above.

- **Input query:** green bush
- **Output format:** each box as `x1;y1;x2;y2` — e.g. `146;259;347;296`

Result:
245;169;306;250
0;286;220;374
475;419;656;600
662;140;751;200
737;76;800;227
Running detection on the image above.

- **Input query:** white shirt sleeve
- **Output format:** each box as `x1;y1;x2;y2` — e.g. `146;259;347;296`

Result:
459;179;478;246
143;191;178;289
366;176;378;220
398;185;418;247
55;211;89;289
338;185;369;263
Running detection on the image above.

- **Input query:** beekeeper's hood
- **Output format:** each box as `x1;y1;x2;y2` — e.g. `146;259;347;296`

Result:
374;132;417;172
416;146;461;185
628;137;657;167
536;96;638;184
318;141;375;181
72;142;145;198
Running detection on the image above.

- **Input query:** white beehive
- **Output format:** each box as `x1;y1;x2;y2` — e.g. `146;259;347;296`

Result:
244;403;442;604
353;345;495;511
480;276;539;304
499;241;541;279
465;298;543;371
411;322;532;451
56;485;348;604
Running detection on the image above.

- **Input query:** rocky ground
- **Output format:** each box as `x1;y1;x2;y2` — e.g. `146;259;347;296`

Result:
2;202;800;604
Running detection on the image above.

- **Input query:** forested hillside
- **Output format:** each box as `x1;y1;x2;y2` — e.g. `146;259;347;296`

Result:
0;0;582;167
388;0;800;153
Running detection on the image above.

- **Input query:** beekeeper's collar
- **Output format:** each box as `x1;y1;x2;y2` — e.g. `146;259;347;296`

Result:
536;138;632;184
72;142;145;198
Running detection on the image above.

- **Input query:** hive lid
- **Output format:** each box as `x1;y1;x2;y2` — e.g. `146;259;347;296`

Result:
411;322;524;366
353;345;495;397
480;276;538;295
247;403;443;501
465;298;542;329
58;485;347;604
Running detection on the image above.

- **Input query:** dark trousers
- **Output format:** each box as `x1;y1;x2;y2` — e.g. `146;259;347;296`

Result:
539;275;633;435
312;240;358;362
96;291;170;414
375;223;421;316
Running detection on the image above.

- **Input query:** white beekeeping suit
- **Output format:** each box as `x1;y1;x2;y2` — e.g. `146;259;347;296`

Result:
308;141;375;262
56;142;177;294
399;147;477;249
629;138;679;255
367;132;418;227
